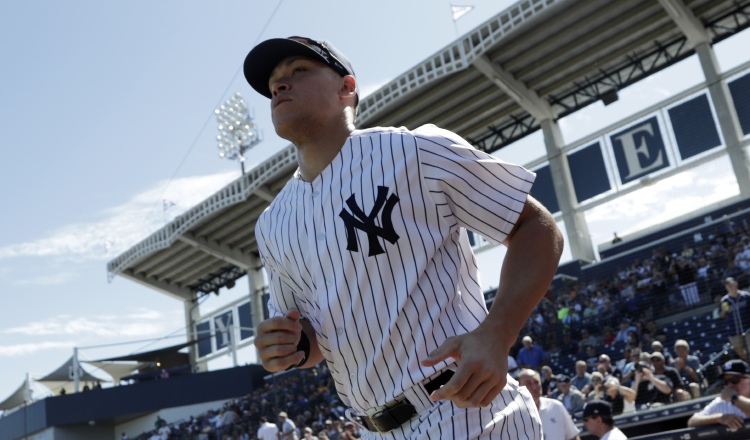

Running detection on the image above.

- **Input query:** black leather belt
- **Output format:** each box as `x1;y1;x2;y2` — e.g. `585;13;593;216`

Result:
358;370;454;433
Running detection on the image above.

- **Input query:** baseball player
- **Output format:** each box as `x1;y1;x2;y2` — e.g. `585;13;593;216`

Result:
247;36;563;439
687;359;750;429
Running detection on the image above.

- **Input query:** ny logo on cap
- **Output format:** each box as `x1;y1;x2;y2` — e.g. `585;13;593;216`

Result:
339;186;400;256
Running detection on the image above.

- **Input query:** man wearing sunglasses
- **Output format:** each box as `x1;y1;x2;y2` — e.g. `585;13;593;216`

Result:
245;36;563;439
687;359;750;429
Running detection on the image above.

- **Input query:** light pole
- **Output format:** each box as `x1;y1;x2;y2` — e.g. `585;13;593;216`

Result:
215;92;262;174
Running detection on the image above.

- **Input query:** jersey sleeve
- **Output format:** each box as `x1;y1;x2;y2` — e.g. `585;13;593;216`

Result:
414;124;536;246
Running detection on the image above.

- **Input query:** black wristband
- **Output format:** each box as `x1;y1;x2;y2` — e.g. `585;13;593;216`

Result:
285;331;311;371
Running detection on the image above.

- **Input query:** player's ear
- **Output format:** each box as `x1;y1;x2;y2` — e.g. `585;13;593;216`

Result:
340;75;357;101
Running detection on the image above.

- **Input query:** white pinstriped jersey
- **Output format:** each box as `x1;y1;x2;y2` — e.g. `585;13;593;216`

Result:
696;395;748;418
256;124;535;413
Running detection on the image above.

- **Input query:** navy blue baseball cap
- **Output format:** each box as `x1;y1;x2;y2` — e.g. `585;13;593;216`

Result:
583;400;613;419
244;36;357;99
723;359;750;376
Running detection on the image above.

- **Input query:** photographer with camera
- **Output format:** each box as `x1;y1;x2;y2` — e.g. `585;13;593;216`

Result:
633;353;674;409
687;359;750;429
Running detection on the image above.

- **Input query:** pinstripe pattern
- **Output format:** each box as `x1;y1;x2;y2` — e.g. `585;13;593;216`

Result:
358;375;542;439
256;124;538;437
697;396;747;417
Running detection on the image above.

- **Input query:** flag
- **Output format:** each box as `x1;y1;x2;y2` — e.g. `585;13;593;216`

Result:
162;199;176;212
451;4;474;21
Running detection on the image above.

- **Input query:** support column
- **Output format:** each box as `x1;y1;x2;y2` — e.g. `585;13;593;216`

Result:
540;119;596;262
247;255;267;362
183;293;206;372
695;43;750;197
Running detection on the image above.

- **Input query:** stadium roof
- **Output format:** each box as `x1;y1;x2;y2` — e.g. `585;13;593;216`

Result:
107;0;750;300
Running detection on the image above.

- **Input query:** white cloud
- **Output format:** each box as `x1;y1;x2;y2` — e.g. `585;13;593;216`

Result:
0;171;238;262
0;341;75;358
2;309;183;340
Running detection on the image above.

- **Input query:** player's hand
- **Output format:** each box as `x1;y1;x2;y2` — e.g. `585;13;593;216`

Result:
254;309;305;372
720;413;745;430
421;324;508;408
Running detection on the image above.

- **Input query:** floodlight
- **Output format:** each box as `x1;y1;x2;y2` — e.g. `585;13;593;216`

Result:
215;92;262;173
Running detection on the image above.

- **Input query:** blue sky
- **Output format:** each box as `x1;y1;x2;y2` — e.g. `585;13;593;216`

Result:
0;1;748;405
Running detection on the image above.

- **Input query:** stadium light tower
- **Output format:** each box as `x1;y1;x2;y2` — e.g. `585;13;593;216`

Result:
215;92;262;174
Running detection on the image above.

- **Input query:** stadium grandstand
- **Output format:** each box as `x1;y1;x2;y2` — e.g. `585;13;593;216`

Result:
3;0;750;439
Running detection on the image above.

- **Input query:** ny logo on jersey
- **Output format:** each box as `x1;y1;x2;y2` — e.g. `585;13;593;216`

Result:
339;186;400;256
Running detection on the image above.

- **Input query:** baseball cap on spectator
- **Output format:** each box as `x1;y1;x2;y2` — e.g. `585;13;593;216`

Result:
304;427;313;433
723;359;750;376
244;36;357;100
557;374;571;383
278;411;288;418
583;400;613;419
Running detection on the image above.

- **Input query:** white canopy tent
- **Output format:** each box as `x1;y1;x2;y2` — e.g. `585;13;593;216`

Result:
0;377;30;411
85;360;145;384
35;356;108;396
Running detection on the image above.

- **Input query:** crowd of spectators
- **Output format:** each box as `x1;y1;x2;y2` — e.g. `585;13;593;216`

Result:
503;212;750;421
518;214;749;360
128;364;352;440
125;211;750;438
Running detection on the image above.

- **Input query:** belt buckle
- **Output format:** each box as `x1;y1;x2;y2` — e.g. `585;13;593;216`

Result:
366;408;388;433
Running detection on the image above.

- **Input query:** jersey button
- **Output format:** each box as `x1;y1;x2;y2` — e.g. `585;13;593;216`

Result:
337;327;344;335
316;233;326;241
312;190;320;197
326;279;334;286
350;373;356;380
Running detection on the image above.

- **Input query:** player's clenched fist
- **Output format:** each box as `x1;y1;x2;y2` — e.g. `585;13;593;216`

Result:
254;309;305;372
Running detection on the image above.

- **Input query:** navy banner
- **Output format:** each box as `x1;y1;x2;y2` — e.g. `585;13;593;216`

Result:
610;116;669;185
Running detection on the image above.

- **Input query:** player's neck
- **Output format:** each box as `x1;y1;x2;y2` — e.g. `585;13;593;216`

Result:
294;124;354;182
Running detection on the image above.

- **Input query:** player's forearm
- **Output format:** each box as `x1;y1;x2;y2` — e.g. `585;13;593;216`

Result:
732;395;750;417
299;318;324;368
687;413;722;427
488;197;563;348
